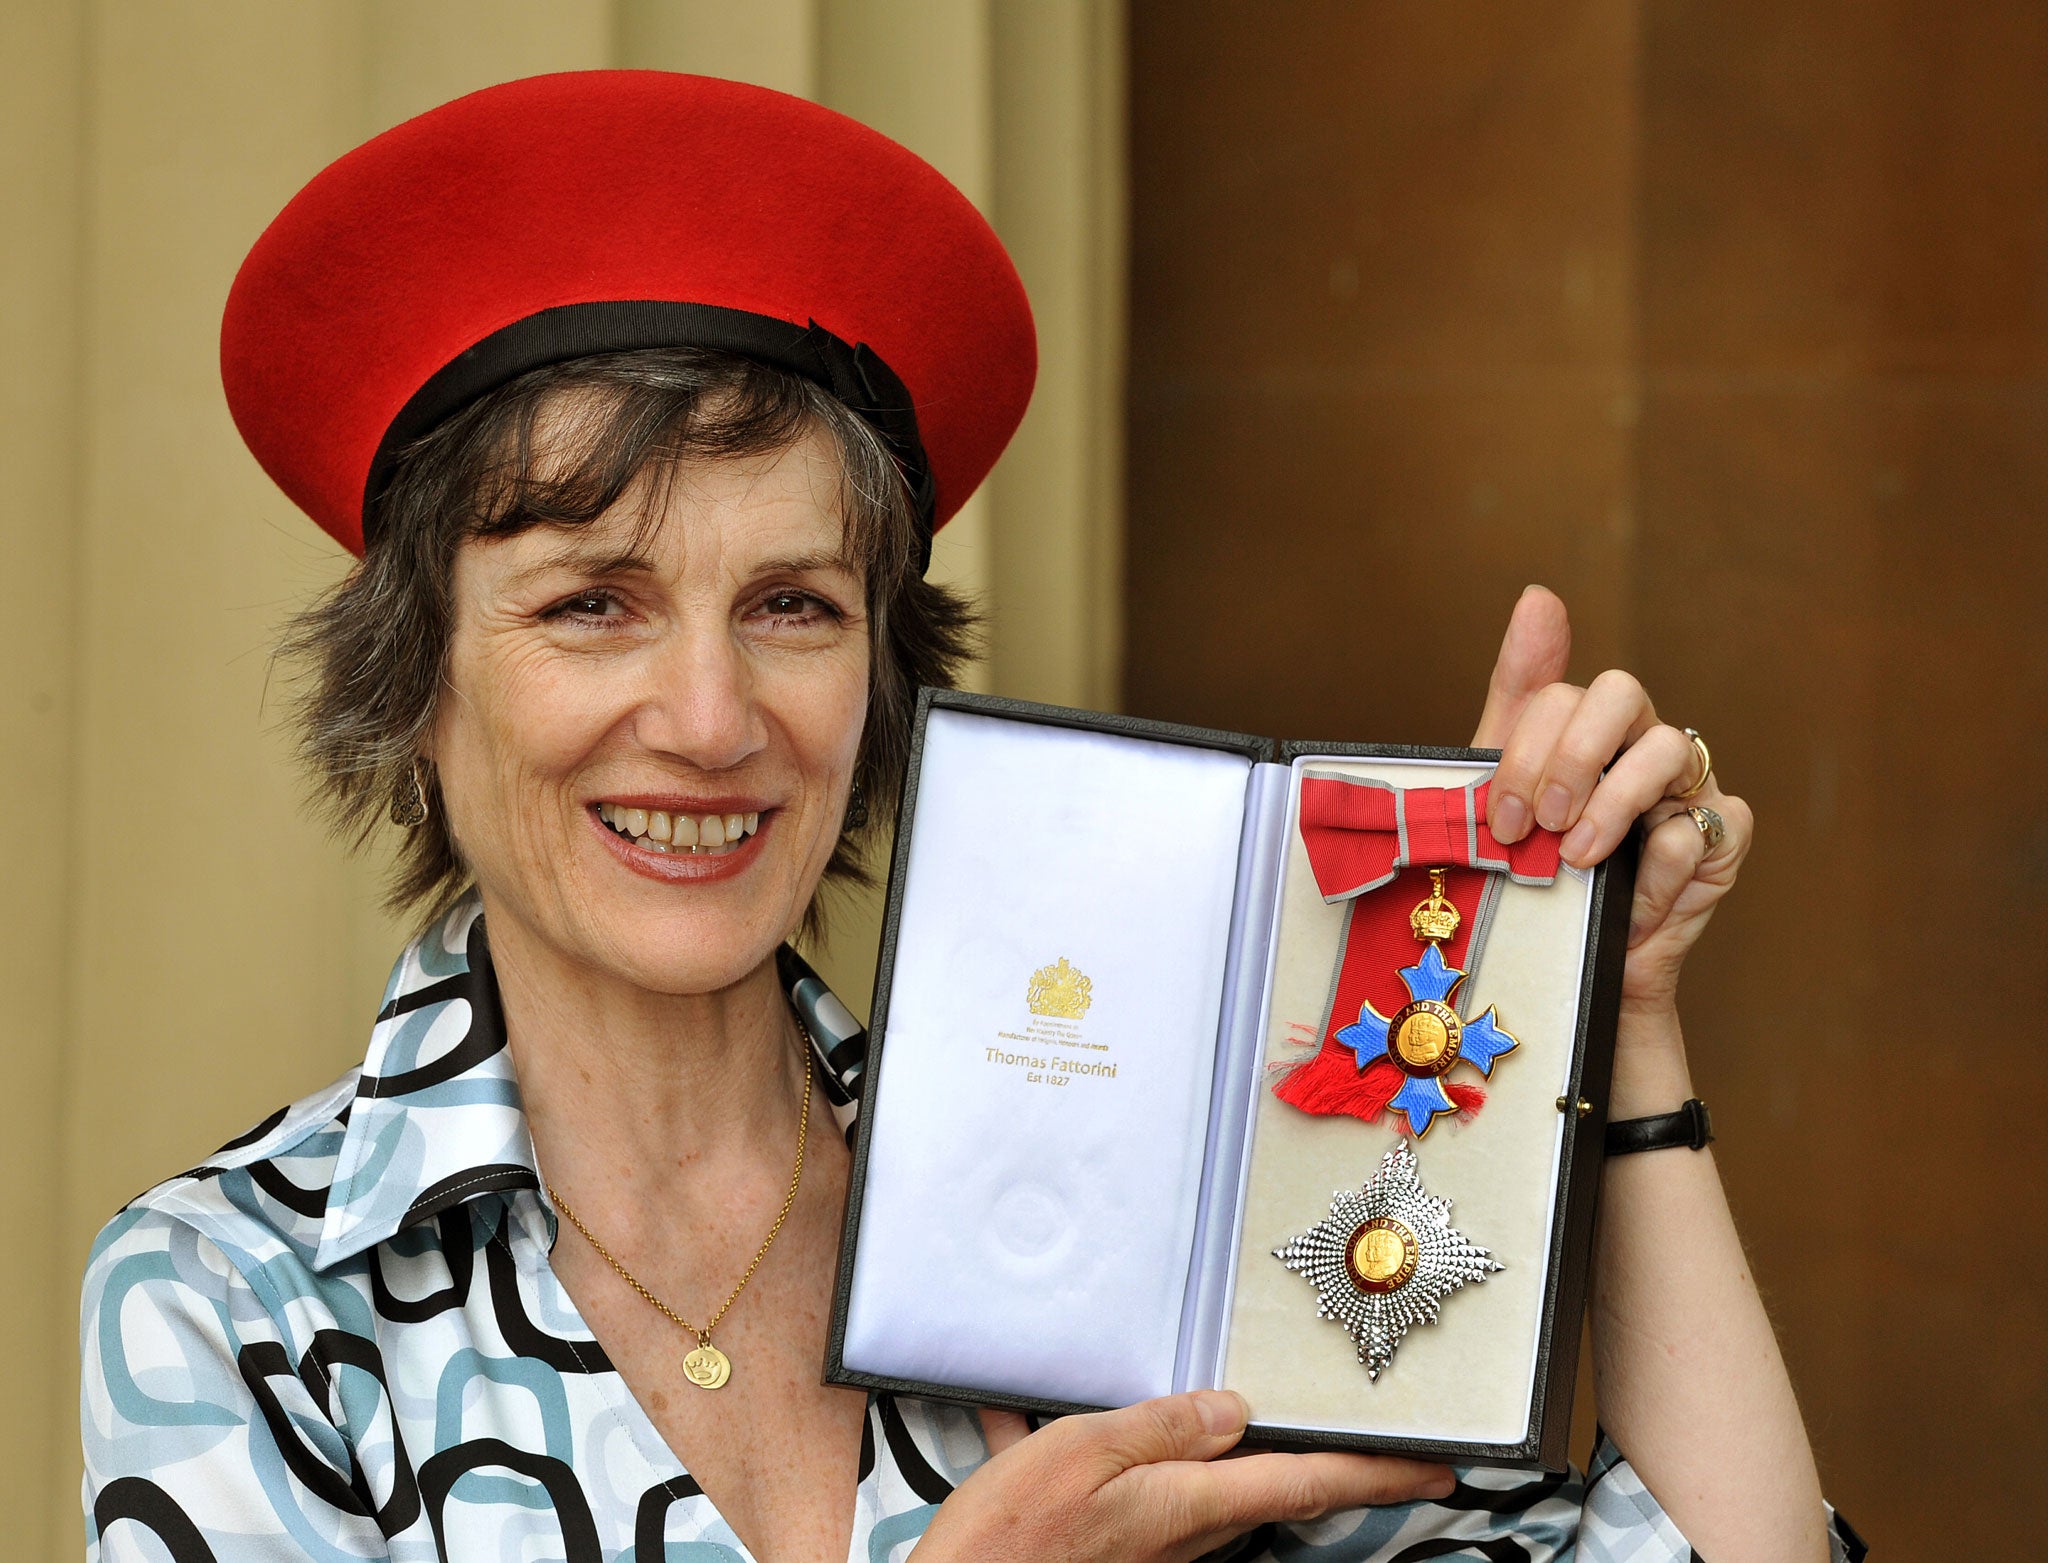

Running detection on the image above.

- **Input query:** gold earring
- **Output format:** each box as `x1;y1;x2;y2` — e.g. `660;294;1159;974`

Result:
389;758;431;828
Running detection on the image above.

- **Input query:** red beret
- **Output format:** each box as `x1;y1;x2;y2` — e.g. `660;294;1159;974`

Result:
221;70;1036;562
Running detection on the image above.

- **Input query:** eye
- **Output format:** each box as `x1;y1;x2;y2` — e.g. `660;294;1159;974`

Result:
545;588;625;621
754;589;837;624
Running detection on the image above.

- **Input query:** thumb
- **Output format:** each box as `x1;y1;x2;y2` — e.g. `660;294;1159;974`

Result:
1471;585;1572;747
1064;1391;1249;1482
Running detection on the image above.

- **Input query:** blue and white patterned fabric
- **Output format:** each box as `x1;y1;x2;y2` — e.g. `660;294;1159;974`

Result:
81;896;1863;1561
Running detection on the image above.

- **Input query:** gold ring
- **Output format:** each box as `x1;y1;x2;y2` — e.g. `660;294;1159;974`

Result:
1676;727;1712;800
1686;805;1726;853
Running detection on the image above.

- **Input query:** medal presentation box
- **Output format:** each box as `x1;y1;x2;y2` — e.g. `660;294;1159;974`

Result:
824;690;1635;1468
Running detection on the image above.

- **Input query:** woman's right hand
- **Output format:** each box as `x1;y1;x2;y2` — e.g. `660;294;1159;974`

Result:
915;1391;1455;1563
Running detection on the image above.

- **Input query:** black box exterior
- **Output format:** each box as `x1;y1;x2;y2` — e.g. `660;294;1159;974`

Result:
825;692;1634;1470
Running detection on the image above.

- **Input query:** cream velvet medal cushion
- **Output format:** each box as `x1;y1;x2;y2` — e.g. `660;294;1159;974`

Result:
1219;757;1593;1443
839;710;1254;1405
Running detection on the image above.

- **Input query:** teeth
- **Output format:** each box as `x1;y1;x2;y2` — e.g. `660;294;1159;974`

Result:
597;802;763;853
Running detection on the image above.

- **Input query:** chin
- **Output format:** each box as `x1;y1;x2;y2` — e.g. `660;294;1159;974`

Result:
581;864;819;1001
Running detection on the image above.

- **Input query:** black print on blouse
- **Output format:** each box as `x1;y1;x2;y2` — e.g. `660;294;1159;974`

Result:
364;919;509;1097
1205;1524;1280;1563
1437;1469;1569;1513
399;1163;538;1232
216;1104;289;1154
247;1155;332;1219
237;1340;377;1518
419;1438;601;1562
878;1393;957;1504
301;1328;424;1536
857;1403;877;1483
91;1477;220;1563
369;1207;476;1323
633;1473;709;1558
484;1214;616;1374
1387;1539;1533;1562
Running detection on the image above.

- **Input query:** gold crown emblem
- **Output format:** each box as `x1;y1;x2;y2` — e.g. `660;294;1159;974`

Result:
1409;867;1462;944
1026;956;1093;1019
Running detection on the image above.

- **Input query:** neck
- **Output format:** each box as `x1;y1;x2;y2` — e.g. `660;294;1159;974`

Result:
481;893;808;1228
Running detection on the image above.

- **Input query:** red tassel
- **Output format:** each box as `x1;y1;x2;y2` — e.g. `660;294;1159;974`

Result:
1270;1046;1490;1127
1272;1048;1403;1121
1446;1081;1487;1118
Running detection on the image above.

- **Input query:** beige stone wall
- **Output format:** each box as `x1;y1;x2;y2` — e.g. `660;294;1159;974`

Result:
1;3;1124;1549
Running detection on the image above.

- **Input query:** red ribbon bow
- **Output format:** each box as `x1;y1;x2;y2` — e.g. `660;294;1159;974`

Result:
1297;775;1562;902
1272;775;1562;1128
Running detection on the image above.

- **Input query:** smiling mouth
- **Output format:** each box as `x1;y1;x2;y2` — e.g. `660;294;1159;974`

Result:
596;803;762;855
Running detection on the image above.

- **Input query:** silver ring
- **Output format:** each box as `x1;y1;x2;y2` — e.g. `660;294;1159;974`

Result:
1685;805;1725;853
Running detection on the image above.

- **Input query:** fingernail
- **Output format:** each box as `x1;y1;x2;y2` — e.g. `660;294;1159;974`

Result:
1425;1470;1457;1500
1560;821;1594;863
1536;784;1571;831
1520;583;1543;598
1197;1391;1248;1434
1493;793;1529;842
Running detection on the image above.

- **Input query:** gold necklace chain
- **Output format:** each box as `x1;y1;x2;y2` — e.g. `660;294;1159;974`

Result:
545;1013;816;1392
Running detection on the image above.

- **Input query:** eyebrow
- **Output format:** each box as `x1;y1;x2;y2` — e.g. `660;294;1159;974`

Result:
500;544;858;595
500;543;656;593
751;550;858;579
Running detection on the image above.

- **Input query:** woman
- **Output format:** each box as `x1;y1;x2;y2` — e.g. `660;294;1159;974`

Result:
80;72;1852;1561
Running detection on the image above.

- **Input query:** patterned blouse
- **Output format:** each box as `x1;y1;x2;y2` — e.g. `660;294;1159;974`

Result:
82;896;1863;1561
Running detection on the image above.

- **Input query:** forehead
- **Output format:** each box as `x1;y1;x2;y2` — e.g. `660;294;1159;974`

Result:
492;411;855;578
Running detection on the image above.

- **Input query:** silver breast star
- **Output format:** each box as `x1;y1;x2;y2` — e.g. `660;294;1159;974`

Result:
1272;1140;1503;1380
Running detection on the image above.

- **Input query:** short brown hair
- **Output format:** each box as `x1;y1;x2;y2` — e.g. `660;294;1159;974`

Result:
276;347;976;928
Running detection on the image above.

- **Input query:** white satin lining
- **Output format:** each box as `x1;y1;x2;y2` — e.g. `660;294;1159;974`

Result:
840;710;1253;1404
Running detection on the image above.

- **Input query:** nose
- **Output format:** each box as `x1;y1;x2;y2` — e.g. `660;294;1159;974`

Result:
632;618;768;773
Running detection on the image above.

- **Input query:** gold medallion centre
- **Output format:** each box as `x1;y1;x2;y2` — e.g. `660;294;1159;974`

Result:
1387;1000;1463;1077
1345;1217;1420;1295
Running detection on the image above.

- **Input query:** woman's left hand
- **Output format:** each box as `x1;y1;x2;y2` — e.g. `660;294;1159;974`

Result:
1470;586;1751;1014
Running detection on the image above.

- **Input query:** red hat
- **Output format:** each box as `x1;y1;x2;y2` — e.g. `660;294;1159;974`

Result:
221;70;1036;564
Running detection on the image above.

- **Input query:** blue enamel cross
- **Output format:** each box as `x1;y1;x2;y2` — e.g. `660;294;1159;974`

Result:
1336;942;1520;1137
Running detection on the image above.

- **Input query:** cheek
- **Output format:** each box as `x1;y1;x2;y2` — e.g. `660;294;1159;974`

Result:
807;645;872;776
437;638;612;815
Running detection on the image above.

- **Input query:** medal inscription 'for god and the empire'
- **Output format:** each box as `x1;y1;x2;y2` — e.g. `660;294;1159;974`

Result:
1273;1140;1502;1380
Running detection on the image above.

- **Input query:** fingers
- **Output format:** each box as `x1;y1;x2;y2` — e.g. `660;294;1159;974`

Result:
1553;720;1691;868
1470;586;1572;748
1491;671;1661;852
1062;1391;1250;1482
1485;682;1577;842
977;1406;1032;1457
1172;1450;1456;1537
1629;791;1752;946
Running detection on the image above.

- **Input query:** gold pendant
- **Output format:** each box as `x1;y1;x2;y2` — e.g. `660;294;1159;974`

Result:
682;1342;731;1390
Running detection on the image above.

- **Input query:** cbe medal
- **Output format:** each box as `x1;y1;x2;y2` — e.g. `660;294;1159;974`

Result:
1273;1140;1502;1379
1335;869;1521;1138
1273;776;1560;1133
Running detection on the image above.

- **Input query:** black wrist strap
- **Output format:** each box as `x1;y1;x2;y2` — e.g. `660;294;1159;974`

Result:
1604;1097;1714;1155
